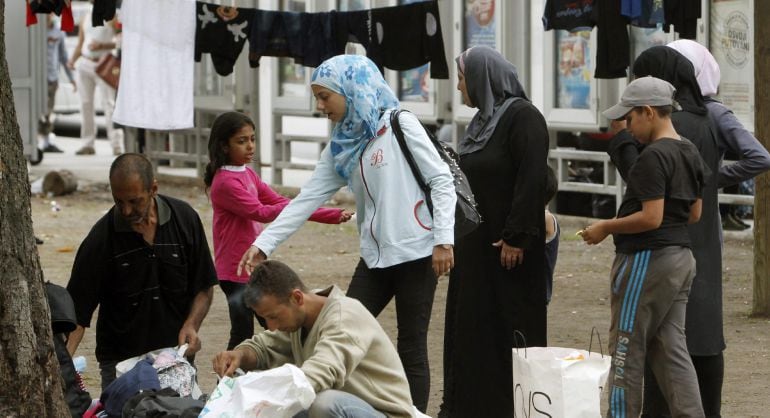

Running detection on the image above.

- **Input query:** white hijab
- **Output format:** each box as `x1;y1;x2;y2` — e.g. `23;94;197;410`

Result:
667;39;721;97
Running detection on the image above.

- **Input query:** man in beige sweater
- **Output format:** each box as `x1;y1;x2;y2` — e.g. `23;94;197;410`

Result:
211;260;414;418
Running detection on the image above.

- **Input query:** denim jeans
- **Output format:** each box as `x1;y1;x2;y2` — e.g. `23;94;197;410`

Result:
347;256;437;412
293;390;386;418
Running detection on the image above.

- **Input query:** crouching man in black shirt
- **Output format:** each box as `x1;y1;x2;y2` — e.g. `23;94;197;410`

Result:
579;76;710;418
66;153;218;390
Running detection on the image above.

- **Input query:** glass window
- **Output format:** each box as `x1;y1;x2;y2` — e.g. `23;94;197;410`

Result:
277;0;307;98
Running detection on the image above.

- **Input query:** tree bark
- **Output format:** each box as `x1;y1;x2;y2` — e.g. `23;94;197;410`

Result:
0;1;70;415
754;0;770;316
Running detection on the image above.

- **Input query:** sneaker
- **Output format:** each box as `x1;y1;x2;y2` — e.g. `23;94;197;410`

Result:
722;213;749;231
75;146;96;155
43;144;64;153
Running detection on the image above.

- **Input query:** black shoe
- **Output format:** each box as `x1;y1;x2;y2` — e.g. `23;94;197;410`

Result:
43;144;64;153
35;236;44;245
723;213;749;231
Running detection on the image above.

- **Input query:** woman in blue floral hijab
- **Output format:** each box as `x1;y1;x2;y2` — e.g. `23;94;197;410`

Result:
310;54;400;179
239;54;457;414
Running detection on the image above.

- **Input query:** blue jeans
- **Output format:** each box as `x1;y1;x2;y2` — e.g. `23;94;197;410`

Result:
293;390;386;418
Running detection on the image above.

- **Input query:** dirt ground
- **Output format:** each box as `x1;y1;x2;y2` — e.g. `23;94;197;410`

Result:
32;180;769;417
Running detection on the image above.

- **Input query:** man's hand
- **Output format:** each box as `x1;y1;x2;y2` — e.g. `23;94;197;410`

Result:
608;119;627;136
212;349;245;378
178;324;201;357
237;246;267;276
492;240;523;269
338;210;354;223
432;245;454;277
579;221;610;245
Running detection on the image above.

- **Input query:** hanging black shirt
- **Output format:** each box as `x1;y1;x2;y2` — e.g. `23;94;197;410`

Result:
195;2;254;76
543;0;596;31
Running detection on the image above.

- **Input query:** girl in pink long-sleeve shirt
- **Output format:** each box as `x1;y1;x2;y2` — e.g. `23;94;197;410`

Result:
203;112;351;349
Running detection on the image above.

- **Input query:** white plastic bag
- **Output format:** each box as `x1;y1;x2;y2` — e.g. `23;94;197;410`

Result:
512;346;611;418
199;364;315;417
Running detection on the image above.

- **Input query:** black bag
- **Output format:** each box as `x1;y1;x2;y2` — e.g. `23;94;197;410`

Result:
122;387;204;418
45;282;92;417
390;110;482;239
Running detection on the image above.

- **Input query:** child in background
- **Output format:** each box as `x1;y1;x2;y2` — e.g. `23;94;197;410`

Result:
203;111;352;350
580;76;708;417
544;166;559;305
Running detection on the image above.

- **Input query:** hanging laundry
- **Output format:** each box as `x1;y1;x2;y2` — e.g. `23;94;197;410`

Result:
27;0;74;32
247;10;310;67
663;0;700;39
195;2;255;76
113;0;196;130
364;0;449;78
542;0;596;32
300;11;344;68
92;0;118;27
593;0;630;78
621;0;642;21
625;0;664;28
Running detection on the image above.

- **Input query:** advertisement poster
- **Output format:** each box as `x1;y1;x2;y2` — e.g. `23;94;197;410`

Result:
464;0;496;50
556;30;592;109
711;0;754;131
399;0;431;102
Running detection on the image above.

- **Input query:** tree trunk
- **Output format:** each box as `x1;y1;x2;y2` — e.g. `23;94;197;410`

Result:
0;1;69;415
754;0;770;316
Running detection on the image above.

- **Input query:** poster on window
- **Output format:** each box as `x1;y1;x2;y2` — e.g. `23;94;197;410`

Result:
710;0;753;131
464;0;496;50
556;30;592;109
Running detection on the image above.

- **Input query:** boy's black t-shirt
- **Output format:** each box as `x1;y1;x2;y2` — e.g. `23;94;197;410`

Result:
613;137;709;253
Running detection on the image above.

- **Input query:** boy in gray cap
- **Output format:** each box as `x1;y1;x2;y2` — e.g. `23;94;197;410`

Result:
580;76;710;417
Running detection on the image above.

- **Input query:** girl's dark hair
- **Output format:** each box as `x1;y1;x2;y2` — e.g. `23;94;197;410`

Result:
203;111;256;189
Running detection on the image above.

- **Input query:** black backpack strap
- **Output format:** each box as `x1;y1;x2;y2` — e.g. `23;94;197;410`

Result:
390;109;434;214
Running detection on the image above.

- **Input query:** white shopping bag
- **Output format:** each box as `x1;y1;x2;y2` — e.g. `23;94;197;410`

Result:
199;364;315;417
512;346;611;418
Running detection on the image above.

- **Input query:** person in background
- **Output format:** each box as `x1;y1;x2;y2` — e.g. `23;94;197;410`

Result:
67;4;124;156
440;45;549;417
637;39;770;418
606;45;721;418
582;75;708;418
544;165;559;306
66;154;218;390
203;111;352;350
212;260;415;418
238;54;456;413
39;12;76;153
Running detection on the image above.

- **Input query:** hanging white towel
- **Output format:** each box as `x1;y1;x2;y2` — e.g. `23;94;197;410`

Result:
113;0;195;130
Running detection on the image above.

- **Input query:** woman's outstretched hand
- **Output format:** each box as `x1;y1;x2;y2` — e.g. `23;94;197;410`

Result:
238;246;267;276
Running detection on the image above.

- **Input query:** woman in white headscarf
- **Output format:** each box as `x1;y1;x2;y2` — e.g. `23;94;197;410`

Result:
439;46;550;417
239;54;456;413
639;39;770;418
